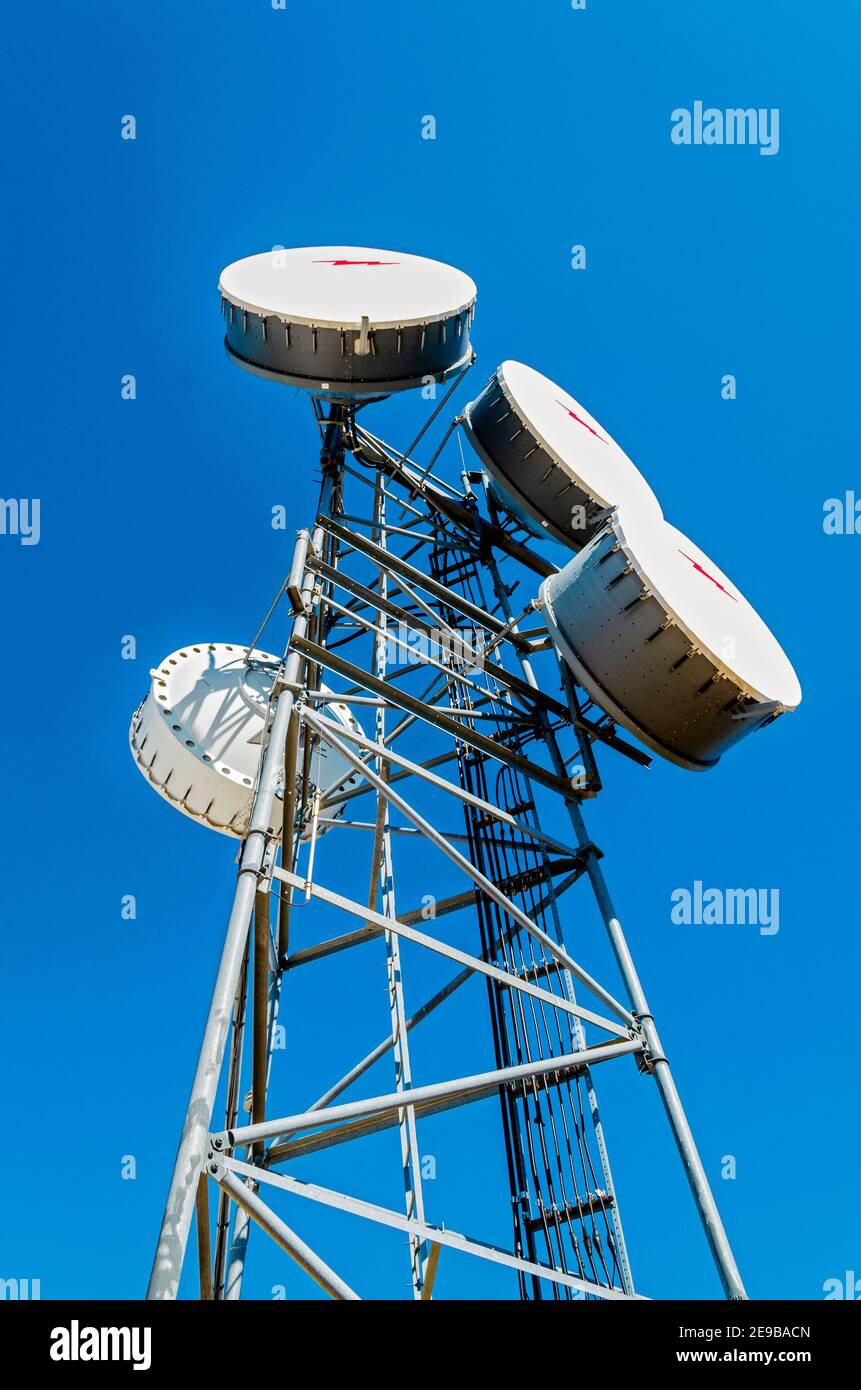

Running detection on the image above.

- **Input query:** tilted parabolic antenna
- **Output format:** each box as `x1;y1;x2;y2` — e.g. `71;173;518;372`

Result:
133;245;800;1301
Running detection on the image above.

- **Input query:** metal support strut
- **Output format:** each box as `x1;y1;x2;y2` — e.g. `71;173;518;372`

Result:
147;465;340;1300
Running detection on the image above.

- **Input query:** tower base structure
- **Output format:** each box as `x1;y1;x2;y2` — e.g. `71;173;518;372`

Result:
140;391;746;1302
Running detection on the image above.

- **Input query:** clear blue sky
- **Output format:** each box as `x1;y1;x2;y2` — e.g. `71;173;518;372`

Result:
1;0;858;1300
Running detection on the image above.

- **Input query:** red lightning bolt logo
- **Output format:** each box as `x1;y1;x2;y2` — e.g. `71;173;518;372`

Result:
555;400;608;443
678;550;738;601
312;259;400;267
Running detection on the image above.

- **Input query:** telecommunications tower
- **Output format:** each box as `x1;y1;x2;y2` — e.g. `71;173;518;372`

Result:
131;246;800;1301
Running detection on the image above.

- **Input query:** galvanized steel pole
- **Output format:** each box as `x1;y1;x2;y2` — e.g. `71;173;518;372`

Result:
146;470;337;1300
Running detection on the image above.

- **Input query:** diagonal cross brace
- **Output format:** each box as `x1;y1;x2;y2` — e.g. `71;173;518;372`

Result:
297;702;634;1026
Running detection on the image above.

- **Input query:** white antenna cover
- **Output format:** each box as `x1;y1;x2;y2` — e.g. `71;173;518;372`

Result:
219;247;476;395
463;361;661;548
541;513;800;769
619;513;801;707
219;247;476;330
130;643;361;837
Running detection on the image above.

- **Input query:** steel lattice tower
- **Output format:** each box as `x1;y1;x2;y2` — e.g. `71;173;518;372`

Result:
131;241;756;1301
140;364;747;1302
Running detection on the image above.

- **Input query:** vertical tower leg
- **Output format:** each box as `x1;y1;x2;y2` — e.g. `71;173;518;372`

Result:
372;476;427;1296
147;473;338;1300
484;548;747;1300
